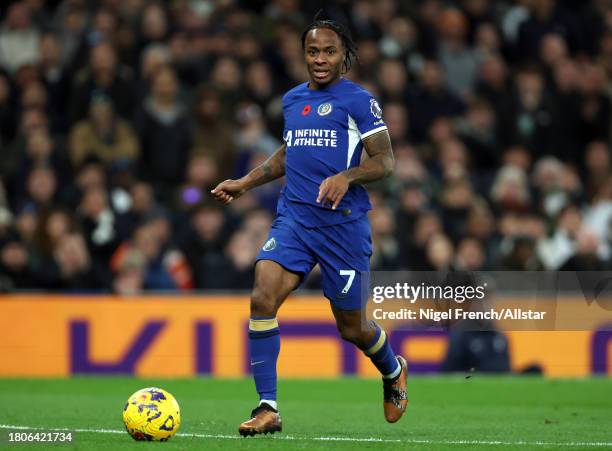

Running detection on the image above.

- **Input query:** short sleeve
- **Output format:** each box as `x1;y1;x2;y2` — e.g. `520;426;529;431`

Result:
349;91;387;140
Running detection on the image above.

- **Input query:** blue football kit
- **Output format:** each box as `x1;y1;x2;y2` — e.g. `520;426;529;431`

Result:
247;78;404;412
256;77;388;310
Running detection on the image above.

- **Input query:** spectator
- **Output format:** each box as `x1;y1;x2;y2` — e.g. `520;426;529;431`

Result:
583;141;611;201
0;2;40;73
51;232;109;291
425;233;455;270
243;60;283;135
498;66;557;159
235;102;282;157
377;59;408;103
537;203;581;270
576;62;611;146
136;43;171;100
582;178;612;260
191;86;237;179
77;184;122;274
200;230;258;290
539;33;568;70
496;214;546;270
111;211;193;291
178;203;228;289
69;91;140;169
437;8;479;99
52;2;87;68
241;209;273;247
209;56;242;117
379;16;419;61
14;127;71;188
0;71;15;144
383;102;410;146
560;227;608;271
550;57;582;160
370;206;399;270
407;60;465;142
464;200;497;257
134;65;191;194
439;178;474;242
490;165;531;215
531;156;581;218
33;207;80;260
69;41;135;123
455;237;487;271
114;221;176;290
436;138;469;182
112;247;146;295
455;98;499;171
0;233;35;290
18;165;58;214
474;22;502;57
73;157;106;193
137;3;170;50
39;32;70;133
176;155;219;211
14;204;37;245
402;210;443;270
395;182;428;266
517;0;583;62
475;53;510;118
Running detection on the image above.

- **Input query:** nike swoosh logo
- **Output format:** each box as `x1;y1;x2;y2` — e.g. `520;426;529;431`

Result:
250;360;265;366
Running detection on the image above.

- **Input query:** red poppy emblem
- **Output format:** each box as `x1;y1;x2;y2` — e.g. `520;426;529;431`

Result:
302;104;311;116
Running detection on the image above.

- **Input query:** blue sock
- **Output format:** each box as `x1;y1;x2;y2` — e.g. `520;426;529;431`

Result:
248;317;280;403
364;325;401;379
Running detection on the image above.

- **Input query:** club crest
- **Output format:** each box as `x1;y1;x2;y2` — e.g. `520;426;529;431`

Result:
317;103;333;116
370;98;382;119
263;238;276;251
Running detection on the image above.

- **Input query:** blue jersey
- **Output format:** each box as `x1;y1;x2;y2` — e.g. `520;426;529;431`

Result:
278;78;387;228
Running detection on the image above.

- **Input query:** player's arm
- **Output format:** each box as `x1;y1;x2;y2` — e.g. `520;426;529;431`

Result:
211;143;286;205
342;130;394;184
317;129;394;209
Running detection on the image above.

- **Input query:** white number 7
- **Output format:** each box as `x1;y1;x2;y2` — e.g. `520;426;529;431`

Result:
339;270;356;294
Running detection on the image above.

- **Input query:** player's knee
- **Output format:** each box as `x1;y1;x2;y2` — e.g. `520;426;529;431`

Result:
337;324;364;346
250;286;278;317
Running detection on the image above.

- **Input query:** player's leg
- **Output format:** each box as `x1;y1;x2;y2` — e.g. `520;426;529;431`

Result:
332;307;407;422
239;260;301;437
240;215;315;437
249;260;300;408
315;216;407;422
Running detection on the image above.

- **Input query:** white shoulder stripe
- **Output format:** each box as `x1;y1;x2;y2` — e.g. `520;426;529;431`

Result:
346;114;361;169
361;125;388;140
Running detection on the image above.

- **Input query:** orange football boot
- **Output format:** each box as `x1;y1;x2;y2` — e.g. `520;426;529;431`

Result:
238;403;282;437
383;356;408;423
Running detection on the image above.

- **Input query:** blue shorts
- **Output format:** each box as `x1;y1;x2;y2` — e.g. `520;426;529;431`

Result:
256;214;372;310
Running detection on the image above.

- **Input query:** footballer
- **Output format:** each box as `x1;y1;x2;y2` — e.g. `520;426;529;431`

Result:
212;15;408;436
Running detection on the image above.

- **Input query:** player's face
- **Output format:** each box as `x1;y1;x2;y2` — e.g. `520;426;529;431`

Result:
304;28;345;89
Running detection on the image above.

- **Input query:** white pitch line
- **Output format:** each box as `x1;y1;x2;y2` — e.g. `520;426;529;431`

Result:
1;424;611;447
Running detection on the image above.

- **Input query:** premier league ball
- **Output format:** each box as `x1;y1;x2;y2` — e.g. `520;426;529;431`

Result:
123;387;181;441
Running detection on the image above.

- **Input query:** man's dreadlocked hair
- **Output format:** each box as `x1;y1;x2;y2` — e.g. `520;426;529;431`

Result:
301;11;358;74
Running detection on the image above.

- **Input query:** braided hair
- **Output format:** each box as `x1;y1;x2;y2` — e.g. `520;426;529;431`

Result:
301;11;358;74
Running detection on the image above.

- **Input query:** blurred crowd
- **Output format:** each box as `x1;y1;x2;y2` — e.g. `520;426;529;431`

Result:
0;0;611;293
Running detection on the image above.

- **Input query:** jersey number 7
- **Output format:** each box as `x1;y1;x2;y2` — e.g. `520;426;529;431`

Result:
339;270;356;294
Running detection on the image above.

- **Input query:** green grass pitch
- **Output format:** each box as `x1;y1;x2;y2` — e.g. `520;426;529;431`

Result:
0;377;611;450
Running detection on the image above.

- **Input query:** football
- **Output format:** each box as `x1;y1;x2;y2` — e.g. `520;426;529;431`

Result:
122;387;181;441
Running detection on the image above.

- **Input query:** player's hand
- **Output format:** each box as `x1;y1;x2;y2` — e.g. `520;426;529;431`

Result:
317;173;349;210
211;179;246;205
